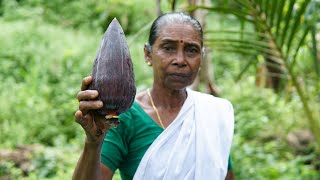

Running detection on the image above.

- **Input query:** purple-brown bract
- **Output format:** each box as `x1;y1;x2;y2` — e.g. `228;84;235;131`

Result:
90;18;136;118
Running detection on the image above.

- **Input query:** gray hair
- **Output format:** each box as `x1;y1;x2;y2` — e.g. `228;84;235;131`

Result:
147;12;203;48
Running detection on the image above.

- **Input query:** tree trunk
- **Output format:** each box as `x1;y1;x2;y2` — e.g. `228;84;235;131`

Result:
254;11;285;92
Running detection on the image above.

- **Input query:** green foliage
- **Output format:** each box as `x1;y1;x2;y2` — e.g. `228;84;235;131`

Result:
219;78;320;179
0;145;123;179
0;161;24;179
0;19;94;147
0;145;80;179
0;0;156;34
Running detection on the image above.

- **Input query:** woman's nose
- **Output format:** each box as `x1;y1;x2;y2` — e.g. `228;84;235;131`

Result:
172;49;186;66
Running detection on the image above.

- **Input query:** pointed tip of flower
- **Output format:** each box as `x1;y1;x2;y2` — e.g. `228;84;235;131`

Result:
112;17;118;22
110;17;121;28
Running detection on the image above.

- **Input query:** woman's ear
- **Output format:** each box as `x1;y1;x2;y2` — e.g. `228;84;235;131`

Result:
144;43;152;66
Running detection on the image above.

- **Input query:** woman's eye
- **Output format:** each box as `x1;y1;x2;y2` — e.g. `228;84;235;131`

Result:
185;47;199;55
163;46;175;52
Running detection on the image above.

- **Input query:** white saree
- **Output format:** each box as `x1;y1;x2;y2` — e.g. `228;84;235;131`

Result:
133;89;234;180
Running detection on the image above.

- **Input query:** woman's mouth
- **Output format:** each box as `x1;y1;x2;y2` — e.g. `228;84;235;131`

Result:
168;73;192;82
168;73;191;77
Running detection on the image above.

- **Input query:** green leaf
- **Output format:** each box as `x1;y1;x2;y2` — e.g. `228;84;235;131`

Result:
206;38;270;49
188;5;256;23
280;0;296;49
289;25;310;71
275;0;286;37
285;0;311;56
259;0;264;13
310;25;320;76
236;59;257;82
255;0;262;9
269;0;278;28
235;0;253;11
205;30;269;39
128;20;153;47
240;19;245;40
211;46;261;55
264;0;273;18
209;45;282;64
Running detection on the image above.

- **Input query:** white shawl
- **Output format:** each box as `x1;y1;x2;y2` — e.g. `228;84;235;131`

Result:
133;89;234;180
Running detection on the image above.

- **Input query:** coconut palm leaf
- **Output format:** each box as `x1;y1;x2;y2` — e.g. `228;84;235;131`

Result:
306;0;320;75
189;6;256;23
275;0;286;37
279;0;296;48
269;0;277;28
289;26;310;71
285;0;311;56
205;30;269;39
236;59;256;82
310;25;319;75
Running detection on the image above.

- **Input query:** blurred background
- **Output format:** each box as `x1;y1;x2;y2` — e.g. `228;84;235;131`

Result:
0;0;319;179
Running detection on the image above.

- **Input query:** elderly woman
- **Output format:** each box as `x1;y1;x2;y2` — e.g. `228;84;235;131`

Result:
73;12;234;180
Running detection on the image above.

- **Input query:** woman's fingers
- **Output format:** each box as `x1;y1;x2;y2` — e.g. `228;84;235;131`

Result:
77;90;99;101
81;76;92;91
74;110;83;123
75;76;112;144
75;111;95;135
75;110;89;128
75;110;110;143
79;100;103;114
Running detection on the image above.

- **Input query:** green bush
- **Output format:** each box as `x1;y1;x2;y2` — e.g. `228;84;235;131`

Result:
0;19;93;146
219;78;319;179
0;0;156;35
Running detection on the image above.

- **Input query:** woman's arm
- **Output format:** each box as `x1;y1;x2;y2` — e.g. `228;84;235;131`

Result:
72;76;113;180
225;170;235;180
73;141;110;180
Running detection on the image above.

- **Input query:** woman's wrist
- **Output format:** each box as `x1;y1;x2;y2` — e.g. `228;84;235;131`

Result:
84;124;111;147
84;137;104;149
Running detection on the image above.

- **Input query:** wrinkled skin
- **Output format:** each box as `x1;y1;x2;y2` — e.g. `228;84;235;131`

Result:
147;23;202;91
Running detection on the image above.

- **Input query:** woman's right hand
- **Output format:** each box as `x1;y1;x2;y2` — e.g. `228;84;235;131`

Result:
74;76;111;145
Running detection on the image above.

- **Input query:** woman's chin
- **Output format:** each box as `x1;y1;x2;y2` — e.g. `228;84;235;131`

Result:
164;81;192;91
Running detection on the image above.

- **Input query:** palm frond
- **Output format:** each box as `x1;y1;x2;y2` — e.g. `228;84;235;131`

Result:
206;38;270;48
269;0;278;28
236;59;256;82
127;20;153;47
198;0;320;147
235;0;252;10
188;5;255;23
275;0;286;37
205;30;269;39
280;0;296;48
285;0;311;56
289;25;310;71
310;25;320;76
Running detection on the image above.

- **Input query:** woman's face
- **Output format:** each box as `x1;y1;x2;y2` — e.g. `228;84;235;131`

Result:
146;23;202;90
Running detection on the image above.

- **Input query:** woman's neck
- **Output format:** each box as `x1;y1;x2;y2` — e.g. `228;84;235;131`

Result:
150;85;187;110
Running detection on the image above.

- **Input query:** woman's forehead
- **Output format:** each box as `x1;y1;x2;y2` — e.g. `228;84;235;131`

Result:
157;23;202;44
